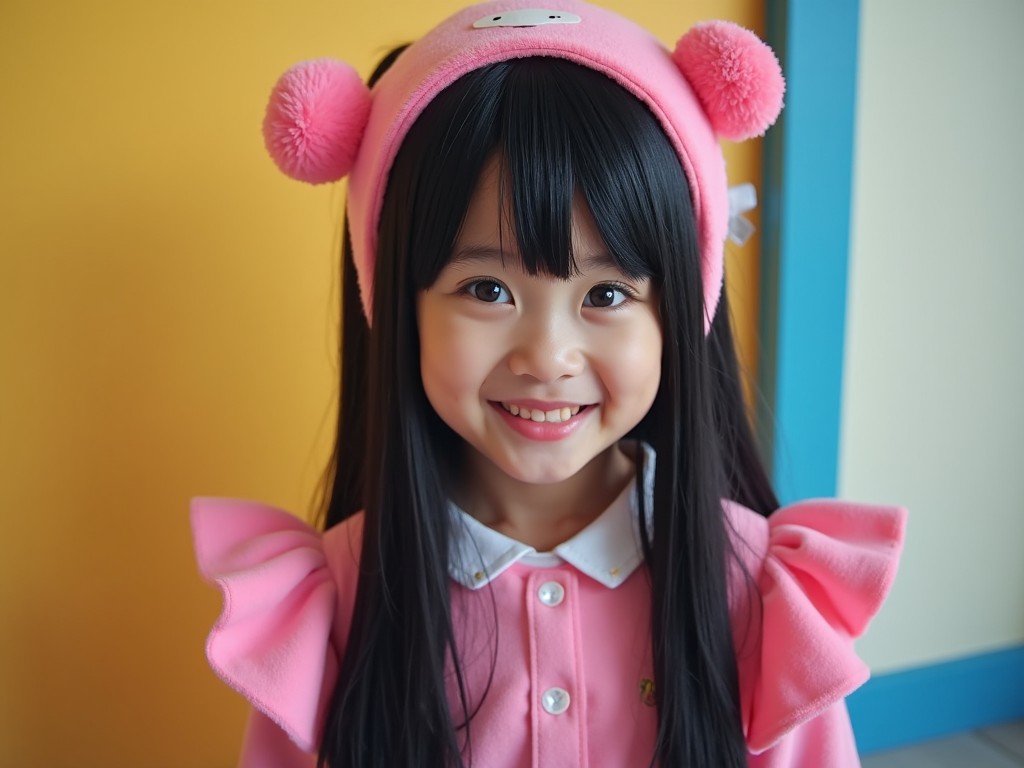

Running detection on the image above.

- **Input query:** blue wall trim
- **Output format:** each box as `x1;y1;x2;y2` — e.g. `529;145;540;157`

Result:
849;646;1024;754
762;0;860;504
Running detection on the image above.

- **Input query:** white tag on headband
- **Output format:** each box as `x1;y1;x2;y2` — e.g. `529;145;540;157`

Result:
473;9;582;28
727;183;758;246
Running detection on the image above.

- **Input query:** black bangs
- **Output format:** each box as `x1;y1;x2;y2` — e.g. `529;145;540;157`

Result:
389;57;697;292
503;59;690;283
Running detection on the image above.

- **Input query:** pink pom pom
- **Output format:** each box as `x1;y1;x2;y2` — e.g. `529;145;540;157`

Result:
263;59;372;184
672;21;785;142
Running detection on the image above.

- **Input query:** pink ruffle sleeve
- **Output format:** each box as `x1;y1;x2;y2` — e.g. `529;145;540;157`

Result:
191;497;346;754
726;499;907;755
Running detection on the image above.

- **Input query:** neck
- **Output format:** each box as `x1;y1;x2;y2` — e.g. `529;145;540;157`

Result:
456;442;636;552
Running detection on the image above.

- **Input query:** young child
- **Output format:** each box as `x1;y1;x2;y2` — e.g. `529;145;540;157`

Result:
191;2;906;766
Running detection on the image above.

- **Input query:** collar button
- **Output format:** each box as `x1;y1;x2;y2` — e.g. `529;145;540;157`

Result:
537;580;565;606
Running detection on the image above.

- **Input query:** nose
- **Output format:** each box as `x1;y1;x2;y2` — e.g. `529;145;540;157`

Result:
506;316;585;383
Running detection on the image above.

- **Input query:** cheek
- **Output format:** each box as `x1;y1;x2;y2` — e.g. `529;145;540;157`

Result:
419;334;460;411
605;316;663;406
418;312;495;410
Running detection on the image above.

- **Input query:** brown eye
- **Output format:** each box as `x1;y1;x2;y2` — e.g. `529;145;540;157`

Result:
584;284;625;308
467;279;510;303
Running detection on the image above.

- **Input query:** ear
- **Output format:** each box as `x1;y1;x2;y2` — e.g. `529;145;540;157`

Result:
262;59;372;184
672;21;785;142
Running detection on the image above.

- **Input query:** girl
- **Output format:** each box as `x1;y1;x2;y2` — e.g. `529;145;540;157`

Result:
192;2;906;766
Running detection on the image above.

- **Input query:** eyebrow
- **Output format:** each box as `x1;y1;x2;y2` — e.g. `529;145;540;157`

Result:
447;245;506;267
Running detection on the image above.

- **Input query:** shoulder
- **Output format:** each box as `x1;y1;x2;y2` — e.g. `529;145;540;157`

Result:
322;512;364;649
322;510;364;577
723;498;907;754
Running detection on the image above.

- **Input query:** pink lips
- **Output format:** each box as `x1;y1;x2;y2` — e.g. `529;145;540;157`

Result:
490;401;592;442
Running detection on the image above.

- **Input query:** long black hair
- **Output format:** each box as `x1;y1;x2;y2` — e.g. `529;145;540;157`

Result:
316;51;778;768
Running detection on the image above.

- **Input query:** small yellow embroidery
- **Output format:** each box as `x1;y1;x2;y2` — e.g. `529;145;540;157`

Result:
609;566;621;578
473;571;485;581
639;678;656;707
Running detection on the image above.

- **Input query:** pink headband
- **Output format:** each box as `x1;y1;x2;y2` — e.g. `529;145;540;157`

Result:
263;0;784;330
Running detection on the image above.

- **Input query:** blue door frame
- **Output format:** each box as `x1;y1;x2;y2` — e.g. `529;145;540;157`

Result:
761;0;860;505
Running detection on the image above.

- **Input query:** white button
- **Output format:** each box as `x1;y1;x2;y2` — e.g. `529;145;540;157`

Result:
537;581;565;607
542;687;571;715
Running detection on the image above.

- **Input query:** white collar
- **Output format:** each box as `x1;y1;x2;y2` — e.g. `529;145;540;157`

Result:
447;443;655;590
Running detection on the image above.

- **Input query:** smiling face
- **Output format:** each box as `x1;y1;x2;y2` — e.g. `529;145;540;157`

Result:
417;157;663;491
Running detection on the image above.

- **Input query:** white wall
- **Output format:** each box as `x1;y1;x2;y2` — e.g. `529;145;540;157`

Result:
841;0;1024;673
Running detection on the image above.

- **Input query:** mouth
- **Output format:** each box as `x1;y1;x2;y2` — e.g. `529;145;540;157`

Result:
498;401;588;424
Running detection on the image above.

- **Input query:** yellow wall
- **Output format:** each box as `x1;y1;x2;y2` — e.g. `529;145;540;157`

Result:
0;1;763;765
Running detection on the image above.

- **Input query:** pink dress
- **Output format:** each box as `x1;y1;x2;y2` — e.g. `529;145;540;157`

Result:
191;475;905;768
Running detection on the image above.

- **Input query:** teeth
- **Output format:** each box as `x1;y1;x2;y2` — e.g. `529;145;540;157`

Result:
501;403;582;423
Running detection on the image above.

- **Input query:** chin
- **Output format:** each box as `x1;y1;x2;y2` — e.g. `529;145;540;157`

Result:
493;451;589;485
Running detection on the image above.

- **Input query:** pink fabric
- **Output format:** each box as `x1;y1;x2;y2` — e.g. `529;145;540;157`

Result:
672;21;786;142
192;497;905;765
348;0;737;331
724;500;906;754
190;499;358;753
263;59;372;184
